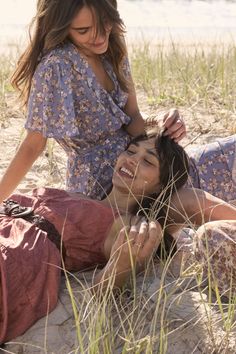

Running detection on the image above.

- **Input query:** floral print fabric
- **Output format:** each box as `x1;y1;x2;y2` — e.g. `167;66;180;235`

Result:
185;136;236;297
25;42;132;199
194;221;236;298
186;135;236;202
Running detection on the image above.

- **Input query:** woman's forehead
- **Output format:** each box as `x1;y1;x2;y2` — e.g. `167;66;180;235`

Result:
131;138;156;151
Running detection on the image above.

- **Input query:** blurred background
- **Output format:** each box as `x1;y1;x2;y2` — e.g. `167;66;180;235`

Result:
1;0;236;53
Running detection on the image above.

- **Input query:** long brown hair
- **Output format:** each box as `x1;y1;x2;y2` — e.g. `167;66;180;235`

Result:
11;0;129;106
131;129;190;257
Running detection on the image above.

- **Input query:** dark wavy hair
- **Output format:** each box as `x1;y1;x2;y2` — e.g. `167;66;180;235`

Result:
131;129;190;258
11;0;129;106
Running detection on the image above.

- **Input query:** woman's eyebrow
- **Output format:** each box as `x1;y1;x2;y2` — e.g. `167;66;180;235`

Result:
146;149;156;157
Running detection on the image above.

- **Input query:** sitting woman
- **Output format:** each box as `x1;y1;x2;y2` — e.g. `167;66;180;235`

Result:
0;130;236;343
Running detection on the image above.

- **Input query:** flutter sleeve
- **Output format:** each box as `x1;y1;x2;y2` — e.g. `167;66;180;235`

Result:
25;60;79;138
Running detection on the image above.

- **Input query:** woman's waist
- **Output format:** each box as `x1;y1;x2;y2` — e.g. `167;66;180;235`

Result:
0;200;64;255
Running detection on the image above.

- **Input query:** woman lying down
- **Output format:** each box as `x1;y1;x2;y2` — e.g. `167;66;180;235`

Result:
0;129;236;343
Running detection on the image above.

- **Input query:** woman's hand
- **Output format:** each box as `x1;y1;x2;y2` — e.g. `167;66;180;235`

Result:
157;108;187;142
110;218;162;273
93;218;162;292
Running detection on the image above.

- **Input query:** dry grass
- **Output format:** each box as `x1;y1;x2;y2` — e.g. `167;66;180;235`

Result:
1;41;236;353
131;41;236;115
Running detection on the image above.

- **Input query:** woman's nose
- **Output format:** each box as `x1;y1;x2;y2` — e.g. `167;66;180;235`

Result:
91;32;105;44
127;154;139;166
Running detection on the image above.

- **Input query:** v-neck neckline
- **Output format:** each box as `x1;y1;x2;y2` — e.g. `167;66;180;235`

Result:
79;51;117;95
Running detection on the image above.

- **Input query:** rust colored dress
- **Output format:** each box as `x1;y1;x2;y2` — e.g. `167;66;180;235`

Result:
0;188;115;343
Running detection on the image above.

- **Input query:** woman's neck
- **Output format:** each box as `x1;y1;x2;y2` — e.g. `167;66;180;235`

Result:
101;189;138;215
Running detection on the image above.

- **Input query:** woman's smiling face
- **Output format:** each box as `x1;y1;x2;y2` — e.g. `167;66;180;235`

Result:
68;5;112;56
113;138;161;197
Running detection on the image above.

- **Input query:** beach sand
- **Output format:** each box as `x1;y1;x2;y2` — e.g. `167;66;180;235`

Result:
1;91;236;353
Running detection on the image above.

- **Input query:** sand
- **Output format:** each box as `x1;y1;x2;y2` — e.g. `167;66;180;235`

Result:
1;91;236;353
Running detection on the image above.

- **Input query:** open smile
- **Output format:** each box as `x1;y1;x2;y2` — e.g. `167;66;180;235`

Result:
119;167;134;178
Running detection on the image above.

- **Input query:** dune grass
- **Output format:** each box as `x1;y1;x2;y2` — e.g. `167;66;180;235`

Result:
0;54;15;126
4;188;236;353
55;230;236;354
1;40;236;131
1;41;236;353
56;188;236;354
130;41;236;134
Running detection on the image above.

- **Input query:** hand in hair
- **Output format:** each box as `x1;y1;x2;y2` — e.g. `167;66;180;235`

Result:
157;108;186;143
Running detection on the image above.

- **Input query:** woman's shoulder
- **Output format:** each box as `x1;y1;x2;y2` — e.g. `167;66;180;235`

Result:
36;42;84;74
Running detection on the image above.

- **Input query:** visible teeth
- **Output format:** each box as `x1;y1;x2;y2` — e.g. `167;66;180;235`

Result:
120;167;134;178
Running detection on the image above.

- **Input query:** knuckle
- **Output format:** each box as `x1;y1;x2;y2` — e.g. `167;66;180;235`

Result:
130;225;137;233
140;222;148;230
120;227;127;236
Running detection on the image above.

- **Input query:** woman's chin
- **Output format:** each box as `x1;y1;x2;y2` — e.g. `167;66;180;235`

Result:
113;182;147;198
113;173;131;185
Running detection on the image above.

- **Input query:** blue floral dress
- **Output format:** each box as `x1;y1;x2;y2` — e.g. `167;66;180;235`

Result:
186;135;236;202
26;42;132;199
180;136;236;298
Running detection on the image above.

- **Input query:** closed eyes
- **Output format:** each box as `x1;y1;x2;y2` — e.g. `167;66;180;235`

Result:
75;28;89;35
126;149;136;155
144;159;154;166
126;149;155;166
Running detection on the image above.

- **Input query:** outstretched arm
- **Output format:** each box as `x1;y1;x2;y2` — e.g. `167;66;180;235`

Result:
93;219;162;292
168;187;236;230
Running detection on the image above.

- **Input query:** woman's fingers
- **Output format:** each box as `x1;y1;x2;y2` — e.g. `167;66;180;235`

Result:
159;109;187;141
129;215;146;241
163;116;186;135
166;123;187;142
141;221;162;256
111;220;163;271
131;220;162;260
162;109;179;126
129;222;141;242
111;226;126;255
120;219;162;256
133;220;148;248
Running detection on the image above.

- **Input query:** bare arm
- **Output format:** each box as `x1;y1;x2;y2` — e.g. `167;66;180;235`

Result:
168;188;236;230
0;130;47;203
123;83;146;137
